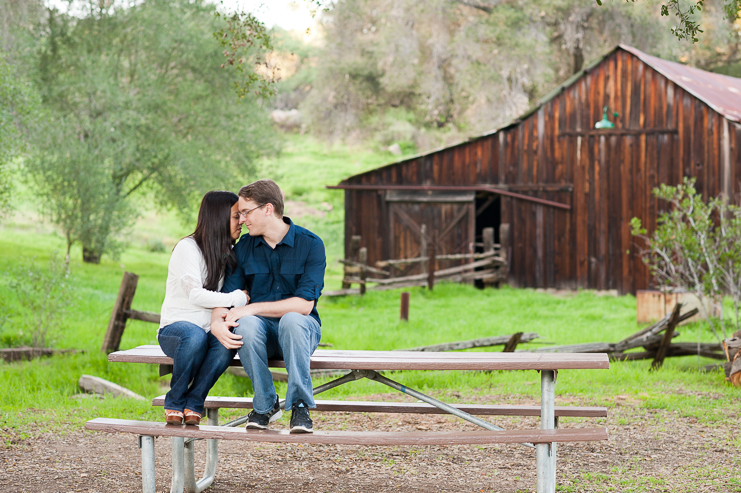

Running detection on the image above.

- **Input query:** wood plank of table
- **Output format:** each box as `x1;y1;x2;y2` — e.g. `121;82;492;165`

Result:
85;418;608;445
109;346;609;370
150;395;608;417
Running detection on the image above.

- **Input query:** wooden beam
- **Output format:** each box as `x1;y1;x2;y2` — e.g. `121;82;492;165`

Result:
401;333;539;352
102;272;139;353
78;374;145;400
502;332;524;352
327;185;571;210
127;310;160;324
651;303;682;370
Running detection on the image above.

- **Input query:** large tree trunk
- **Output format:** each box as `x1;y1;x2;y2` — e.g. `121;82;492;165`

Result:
82;246;102;264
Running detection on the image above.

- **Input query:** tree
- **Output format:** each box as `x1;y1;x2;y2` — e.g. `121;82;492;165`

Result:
0;53;37;218
25;0;277;263
300;0;675;144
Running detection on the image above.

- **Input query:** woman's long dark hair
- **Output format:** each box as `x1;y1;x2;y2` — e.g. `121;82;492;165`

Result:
190;191;239;291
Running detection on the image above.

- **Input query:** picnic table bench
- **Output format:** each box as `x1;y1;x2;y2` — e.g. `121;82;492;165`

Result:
85;346;609;493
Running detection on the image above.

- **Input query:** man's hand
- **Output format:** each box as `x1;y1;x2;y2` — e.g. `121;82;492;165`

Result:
210;312;243;350
226;304;254;323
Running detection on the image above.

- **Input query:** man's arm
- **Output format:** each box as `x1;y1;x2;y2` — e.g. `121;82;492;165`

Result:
225;297;313;322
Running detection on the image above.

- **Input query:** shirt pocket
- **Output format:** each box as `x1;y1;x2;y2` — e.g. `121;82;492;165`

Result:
279;262;304;291
242;260;270;295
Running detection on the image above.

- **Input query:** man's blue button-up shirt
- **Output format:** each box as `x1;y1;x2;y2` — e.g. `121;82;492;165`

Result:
222;217;326;325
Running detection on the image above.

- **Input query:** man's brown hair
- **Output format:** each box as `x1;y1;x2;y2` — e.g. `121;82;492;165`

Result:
238;179;284;217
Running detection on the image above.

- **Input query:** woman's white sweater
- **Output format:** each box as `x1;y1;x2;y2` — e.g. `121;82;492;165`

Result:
159;237;247;332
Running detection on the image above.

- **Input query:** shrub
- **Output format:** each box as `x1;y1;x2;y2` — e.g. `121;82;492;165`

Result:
3;253;73;348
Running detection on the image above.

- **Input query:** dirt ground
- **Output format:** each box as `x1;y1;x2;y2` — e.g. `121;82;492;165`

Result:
1;394;739;493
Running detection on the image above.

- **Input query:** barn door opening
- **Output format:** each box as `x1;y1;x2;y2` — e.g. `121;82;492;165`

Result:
386;190;475;277
475;193;501;245
474;193;501;288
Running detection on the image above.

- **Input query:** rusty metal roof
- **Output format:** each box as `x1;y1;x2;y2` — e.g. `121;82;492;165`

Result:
620;44;741;123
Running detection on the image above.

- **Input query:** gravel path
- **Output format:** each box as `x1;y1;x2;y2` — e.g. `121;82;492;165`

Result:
2;394;739;493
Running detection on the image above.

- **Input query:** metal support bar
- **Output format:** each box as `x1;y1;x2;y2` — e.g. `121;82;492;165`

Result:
537;370;557;493
195;408;219;492
171;436;185;493
183;439;197;493
139;436;156;493
360;370;534;449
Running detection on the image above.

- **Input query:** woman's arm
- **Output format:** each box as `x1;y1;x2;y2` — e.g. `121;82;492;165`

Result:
173;239;249;308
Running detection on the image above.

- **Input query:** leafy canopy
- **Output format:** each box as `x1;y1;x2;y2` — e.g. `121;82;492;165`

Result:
25;0;277;262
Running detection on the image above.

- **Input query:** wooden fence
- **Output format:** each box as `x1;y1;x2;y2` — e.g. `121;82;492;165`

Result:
325;227;508;297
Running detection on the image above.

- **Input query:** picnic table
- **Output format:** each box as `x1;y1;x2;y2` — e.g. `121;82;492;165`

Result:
86;346;609;493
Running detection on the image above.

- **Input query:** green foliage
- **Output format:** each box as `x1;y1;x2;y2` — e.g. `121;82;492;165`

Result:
0;52;38;218
631;177;741;340
213;9;277;99
23;0;277;263
2;252;73;348
299;0;680;145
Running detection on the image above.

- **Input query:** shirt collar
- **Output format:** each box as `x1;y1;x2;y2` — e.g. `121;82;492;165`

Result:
277;217;295;247
255;216;295;248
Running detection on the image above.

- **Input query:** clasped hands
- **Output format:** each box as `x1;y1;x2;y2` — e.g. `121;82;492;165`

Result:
210;291;252;350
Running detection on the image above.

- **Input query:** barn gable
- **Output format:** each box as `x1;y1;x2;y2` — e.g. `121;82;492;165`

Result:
331;45;741;294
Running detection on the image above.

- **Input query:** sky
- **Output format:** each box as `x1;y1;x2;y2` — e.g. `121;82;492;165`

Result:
219;1;322;31
46;0;324;32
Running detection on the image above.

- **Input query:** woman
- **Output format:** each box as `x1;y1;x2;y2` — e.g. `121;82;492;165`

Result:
158;191;248;425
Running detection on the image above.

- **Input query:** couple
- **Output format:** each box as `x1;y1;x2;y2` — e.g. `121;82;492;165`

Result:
157;179;324;433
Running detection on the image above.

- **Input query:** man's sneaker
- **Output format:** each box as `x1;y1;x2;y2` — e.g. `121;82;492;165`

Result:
289;400;313;434
246;395;282;430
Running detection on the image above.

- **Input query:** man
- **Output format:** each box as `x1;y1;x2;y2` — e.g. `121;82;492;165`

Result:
210;179;325;433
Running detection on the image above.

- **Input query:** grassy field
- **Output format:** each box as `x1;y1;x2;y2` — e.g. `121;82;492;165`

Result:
0;134;737;444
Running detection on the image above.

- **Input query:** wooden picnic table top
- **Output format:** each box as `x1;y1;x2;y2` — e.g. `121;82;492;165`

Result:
110;345;609;371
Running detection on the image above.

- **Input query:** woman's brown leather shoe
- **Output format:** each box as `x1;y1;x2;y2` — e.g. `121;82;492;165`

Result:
165;409;184;425
184;409;201;426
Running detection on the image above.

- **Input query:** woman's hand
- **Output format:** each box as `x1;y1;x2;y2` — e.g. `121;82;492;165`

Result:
210;312;242;349
242;290;250;304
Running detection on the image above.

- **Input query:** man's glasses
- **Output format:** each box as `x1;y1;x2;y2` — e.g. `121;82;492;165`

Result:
237;204;266;218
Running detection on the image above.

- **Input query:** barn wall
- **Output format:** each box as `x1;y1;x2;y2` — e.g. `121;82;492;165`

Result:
343;48;739;294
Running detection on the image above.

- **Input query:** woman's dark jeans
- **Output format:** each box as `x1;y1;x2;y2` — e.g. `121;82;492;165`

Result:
158;321;235;415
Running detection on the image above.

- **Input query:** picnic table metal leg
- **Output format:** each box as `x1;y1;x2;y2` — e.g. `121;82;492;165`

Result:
537;370;556;493
178;409;220;493
171;437;186;493
139;435;157;493
196;409;220;492
358;369;535;448
139;436;156;493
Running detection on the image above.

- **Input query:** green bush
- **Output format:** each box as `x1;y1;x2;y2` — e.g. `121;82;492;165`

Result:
2;252;73;348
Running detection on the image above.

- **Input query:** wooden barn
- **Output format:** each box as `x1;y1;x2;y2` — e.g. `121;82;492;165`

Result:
329;45;741;294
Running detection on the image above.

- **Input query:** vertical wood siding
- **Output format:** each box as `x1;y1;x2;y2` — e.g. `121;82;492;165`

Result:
342;48;738;294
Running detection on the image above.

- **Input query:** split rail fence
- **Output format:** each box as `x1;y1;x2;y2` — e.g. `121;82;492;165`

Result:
326;226;509;297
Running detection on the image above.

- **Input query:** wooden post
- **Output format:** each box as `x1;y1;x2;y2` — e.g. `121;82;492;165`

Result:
502;332;524;352
102;272;139;353
359;247;368;295
400;292;410;321
499;223;510;265
343;235;362;289
427;232;436;291
483;227;495;253
651;303;682;371
419;224;428;275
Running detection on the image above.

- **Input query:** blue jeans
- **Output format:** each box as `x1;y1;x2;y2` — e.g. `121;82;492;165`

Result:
158;321;236;415
233;313;321;413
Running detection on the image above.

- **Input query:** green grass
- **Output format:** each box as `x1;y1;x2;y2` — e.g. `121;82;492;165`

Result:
0;134;737;440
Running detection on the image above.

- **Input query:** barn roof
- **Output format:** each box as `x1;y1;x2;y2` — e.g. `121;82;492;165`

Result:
336;44;741;185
